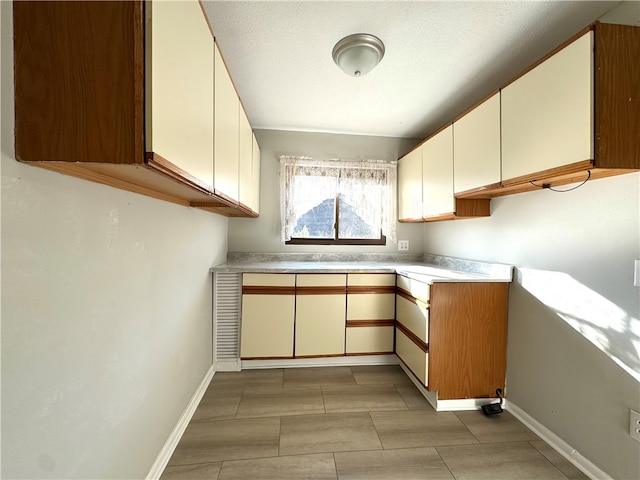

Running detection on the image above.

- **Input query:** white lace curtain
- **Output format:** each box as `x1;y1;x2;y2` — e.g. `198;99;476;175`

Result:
280;155;397;243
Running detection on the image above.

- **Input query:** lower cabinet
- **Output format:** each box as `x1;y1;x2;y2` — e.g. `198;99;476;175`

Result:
240;273;295;359
346;273;396;355
295;274;347;357
395;274;509;400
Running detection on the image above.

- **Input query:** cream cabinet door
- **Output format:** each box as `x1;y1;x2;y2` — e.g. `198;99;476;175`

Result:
147;0;214;190
295;274;346;357
346;326;394;355
501;31;593;182
214;42;240;201
422;125;454;218
453;93;501;194
250;134;261;214
240;274;295;358
398;146;423;221
238;105;254;210
396;329;428;386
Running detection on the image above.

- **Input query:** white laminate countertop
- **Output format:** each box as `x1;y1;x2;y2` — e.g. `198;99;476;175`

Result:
210;259;513;283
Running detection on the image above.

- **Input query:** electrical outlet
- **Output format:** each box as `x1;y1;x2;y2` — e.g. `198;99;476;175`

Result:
398;240;409;251
634;260;640;287
630;409;640;442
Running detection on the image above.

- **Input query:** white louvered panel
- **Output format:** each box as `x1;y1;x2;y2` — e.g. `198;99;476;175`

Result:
213;272;241;360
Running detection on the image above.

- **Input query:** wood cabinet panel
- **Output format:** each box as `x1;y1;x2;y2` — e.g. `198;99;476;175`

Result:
501;31;593;183
422;125;454;218
14;1;144;164
214;42;240;202
429;282;508;400
346;326;394;355
453;93;501;194
396;329;428;386
147;0;214;190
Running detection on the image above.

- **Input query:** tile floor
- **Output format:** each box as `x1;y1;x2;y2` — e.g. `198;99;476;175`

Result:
161;365;588;480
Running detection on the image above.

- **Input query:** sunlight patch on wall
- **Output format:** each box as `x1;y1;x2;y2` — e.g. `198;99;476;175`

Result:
519;268;640;382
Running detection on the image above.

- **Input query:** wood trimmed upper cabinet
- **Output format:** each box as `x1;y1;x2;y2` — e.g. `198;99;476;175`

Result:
422;125;455;219
453;93;501;195
398;125;490;223
464;22;639;198
397;146;423;222
146;0;214;192
501;30;594;185
13;0;259;218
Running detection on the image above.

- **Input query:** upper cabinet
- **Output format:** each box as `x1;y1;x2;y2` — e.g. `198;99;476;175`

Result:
398;124;490;223
501;31;593;184
146;0;214;192
238;109;261;216
453;93;501;195
422;125;454;219
13;0;260;218
402;21;639;218
398;145;423;222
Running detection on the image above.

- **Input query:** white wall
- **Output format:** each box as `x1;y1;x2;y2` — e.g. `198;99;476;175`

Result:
228;129;423;254
1;3;228;478
423;172;640;479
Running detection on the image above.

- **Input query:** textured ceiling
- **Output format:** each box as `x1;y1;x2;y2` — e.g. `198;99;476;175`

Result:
202;1;620;139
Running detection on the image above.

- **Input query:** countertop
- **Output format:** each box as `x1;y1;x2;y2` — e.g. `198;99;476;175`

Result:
211;254;513;283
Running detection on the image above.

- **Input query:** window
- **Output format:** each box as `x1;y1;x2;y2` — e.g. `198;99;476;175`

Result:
280;156;397;245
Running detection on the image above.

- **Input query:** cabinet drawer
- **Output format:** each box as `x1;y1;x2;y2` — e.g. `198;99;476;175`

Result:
297;273;346;288
347;293;395;321
243;273;295;287
346;325;394;354
396;328;428;387
396;295;429;343
347;273;396;287
397;275;430;303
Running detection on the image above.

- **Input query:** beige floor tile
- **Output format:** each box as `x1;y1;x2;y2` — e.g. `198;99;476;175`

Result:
209;369;283;389
168;417;280;465
160;462;222;480
334;447;455;480
279;412;382;456
530;440;589;480
395;384;433;410
350;364;414;386
218;453;337;480
454;410;539;443
322;384;408;413
191;387;242;422
283;366;356;387
371;410;478;449
437;441;569;479
235;386;325;418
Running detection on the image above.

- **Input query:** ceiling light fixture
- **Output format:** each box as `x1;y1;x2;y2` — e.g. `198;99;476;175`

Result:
332;33;385;77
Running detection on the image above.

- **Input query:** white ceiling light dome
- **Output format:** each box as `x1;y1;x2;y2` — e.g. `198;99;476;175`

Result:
332;33;385;77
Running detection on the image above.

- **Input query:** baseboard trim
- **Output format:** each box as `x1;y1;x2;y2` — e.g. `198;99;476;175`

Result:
215;359;242;372
506;402;612;480
146;365;215;480
242;354;398;369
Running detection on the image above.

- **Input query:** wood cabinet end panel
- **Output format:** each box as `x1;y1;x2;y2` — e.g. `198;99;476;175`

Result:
594;23;640;169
